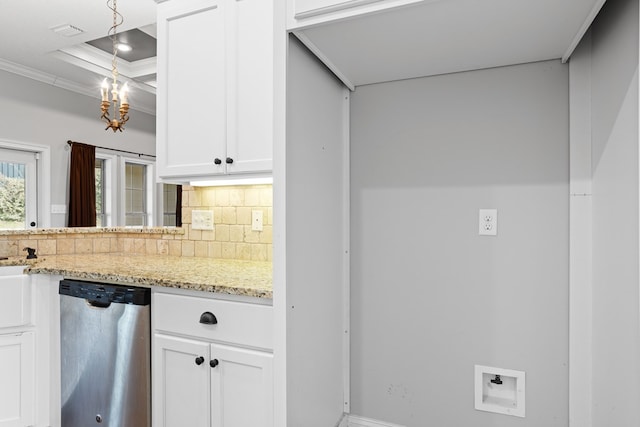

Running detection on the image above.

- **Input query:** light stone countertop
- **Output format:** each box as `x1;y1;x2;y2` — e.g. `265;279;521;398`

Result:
17;254;272;299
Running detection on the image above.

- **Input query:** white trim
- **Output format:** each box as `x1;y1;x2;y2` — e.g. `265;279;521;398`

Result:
347;414;406;427
568;32;593;427
294;0;383;19
0;139;51;228
95;151;118;227
341;88;351;414
292;32;356;91
561;0;606;63
0;58;156;115
120;157;157;227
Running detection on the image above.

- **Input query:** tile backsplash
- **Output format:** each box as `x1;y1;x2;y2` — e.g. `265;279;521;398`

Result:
180;184;273;261
0;184;273;262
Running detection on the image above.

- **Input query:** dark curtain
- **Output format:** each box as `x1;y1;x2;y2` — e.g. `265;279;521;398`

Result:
68;142;96;227
176;185;183;227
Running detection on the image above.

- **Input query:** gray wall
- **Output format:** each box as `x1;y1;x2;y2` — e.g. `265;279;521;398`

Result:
0;69;156;226
350;60;569;426
286;37;348;426
587;0;640;424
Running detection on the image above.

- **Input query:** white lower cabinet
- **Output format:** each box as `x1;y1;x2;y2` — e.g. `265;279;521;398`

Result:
0;331;34;427
152;292;273;427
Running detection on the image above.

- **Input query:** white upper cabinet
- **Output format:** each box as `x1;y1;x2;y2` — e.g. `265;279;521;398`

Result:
157;0;274;181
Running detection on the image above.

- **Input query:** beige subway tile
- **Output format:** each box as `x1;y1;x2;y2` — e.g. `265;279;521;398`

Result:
94;238;111;253
182;207;193;224
251;244;268;261
19;240;35;253
244;189;259;206
213;207;222;224
38;239;57;255
57;239;75;255
182;227;190;241
111;238;124;253
236;207;251;225
221;207;236;224
201;188;216;207
216;224;230;242
168;240;182;256
267;207;273;225
182;240;195;257
162;234;175;240
221;242;236;259
229;189;245;206
134;239;146;254
190;229;202;241
145;239;158;255
0;240;19;257
123;238;134;253
267;245;273;262
259;226;272;244
189;188;202;207
194;241;208;257
236;243;252;260
216;188;230;206
259;188;273;206
28;235;40;240
157;240;169;255
208;242;222;258
181;190;190;207
201;230;215;242
244;226;260;243
76;239;93;254
229;225;244;242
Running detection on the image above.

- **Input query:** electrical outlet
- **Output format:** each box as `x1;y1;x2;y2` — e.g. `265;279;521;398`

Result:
192;210;214;230
479;209;497;236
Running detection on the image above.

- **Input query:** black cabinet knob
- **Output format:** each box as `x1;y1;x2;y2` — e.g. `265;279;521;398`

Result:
210;359;219;368
30;221;36;227
214;158;222;165
195;356;205;365
225;157;234;164
199;311;218;325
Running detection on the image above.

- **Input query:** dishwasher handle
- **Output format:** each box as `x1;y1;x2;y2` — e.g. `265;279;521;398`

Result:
199;312;218;325
87;299;111;309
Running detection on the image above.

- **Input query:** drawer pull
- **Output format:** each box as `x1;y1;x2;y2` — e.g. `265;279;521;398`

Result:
199;311;218;325
210;359;219;368
195;356;205;366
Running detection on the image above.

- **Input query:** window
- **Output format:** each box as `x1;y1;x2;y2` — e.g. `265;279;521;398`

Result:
0;148;37;229
95;159;105;227
163;184;178;226
125;162;147;226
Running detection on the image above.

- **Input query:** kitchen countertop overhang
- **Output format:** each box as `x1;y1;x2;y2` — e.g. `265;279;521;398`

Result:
2;254;272;299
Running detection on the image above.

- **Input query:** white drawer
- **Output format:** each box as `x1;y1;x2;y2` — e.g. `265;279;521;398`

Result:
153;292;273;350
0;274;31;328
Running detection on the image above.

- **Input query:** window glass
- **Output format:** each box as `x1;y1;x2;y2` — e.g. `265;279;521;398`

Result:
95;159;105;227
0;148;37;229
163;184;178;226
125;162;147;226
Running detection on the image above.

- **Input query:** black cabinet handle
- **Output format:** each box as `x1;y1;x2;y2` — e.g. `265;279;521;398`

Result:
210;359;219;368
225;157;234;164
199;312;218;325
195;356;205;366
214;158;222;165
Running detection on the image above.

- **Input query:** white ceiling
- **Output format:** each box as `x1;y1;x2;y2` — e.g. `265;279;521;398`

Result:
294;0;606;89
0;0;158;114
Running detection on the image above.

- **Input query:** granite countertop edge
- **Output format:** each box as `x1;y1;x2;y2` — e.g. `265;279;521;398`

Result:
1;254;272;299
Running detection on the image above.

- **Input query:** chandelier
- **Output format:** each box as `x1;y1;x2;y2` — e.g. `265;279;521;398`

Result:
100;0;130;132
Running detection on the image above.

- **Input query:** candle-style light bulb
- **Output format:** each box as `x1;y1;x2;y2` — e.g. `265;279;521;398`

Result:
101;79;109;102
120;82;129;105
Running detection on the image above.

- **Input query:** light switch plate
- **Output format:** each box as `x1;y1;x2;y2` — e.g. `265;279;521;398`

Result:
192;210;214;230
252;210;263;231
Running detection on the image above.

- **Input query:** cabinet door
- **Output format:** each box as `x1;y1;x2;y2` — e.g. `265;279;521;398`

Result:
225;0;273;175
157;0;227;179
153;334;211;427
0;332;34;427
210;343;273;427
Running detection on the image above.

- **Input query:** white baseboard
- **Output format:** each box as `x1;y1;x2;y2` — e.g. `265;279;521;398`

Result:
347;414;406;427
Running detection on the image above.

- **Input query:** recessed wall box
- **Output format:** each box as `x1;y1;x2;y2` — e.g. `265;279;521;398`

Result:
474;365;525;418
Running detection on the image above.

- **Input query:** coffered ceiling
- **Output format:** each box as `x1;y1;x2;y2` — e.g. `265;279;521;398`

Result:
0;0;158;114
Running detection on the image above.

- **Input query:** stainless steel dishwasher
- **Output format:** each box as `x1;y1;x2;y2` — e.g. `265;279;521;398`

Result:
59;279;151;427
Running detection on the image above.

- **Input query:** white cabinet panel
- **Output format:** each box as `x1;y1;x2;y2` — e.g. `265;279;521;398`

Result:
0;274;31;329
153;334;211;427
210;343;273;427
157;0;227;178
0;332;34;427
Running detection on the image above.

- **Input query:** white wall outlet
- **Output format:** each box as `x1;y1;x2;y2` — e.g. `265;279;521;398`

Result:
479;209;498;236
252;210;264;232
192;210;214;230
